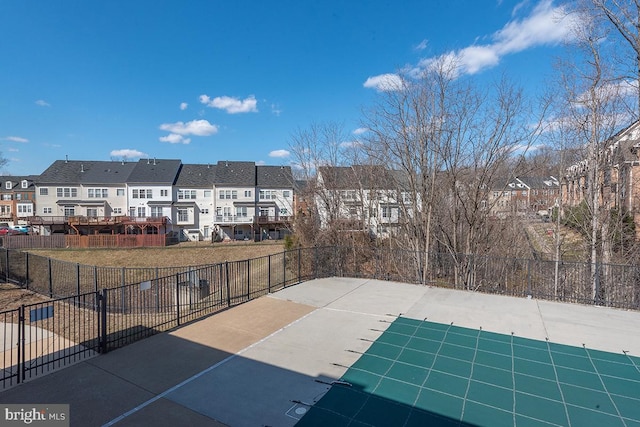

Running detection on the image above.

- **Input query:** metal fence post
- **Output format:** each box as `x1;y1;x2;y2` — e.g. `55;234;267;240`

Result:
176;273;181;326
17;305;24;384
100;289;108;353
283;251;287;287
225;261;231;307
298;247;301;283
48;258;53;297
121;266;126;288
76;263;81;295
268;255;272;293
246;260;250;300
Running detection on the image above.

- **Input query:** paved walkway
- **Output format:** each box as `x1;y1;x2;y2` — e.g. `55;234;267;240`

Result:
0;278;639;426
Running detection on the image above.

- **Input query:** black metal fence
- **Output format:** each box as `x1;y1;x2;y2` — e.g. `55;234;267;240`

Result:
1;245;639;390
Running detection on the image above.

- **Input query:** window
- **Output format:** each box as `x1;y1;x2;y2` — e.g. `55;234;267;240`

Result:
204;190;212;198
88;188;108;198
259;208;269;217
201;208;209;215
382;206;393;218
178;208;188;222
223;207;232;217
150;206;163;217
43;207;52;214
279;208;288;215
283;190;290;198
39;188;49;196
17;204;32;214
178;189;197;199
87;208;98;217
113;208;122;214
341;190;356;201
57;188;78;198
259;190;276;200
236;206;247;217
117;189;125;196
5;181;11;190
63;207;75;217
2;194;11;201
132;189;152;199
160;189;168;197
244;190;252;198
16;194;21;200
219;190;237;199
137;207;146;217
21;180;28;189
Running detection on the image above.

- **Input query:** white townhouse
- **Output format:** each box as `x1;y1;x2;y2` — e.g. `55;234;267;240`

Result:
126;159;181;221
212;161;258;241
255;165;294;240
33;160;136;233
315;165;408;238
173;164;216;241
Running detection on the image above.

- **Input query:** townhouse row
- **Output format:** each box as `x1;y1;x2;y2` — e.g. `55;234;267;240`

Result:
0;159;294;241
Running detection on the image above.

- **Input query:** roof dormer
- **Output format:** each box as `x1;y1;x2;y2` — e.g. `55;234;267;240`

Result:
5;181;12;190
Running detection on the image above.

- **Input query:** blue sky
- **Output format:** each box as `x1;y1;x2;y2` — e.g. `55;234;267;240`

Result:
0;0;576;176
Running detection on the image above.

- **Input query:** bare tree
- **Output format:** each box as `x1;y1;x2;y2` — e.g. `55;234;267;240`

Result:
362;58;534;288
554;10;629;302
579;0;640;117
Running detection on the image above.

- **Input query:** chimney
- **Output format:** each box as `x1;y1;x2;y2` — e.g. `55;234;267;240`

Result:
65;155;68;163
80;164;84;172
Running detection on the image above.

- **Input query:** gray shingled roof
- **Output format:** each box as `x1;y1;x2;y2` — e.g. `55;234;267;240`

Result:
256;166;293;188
77;161;136;184
317;166;354;190
319;165;405;190
214;161;256;186
38;160;139;185
0;175;38;192
128;159;182;184
175;164;217;187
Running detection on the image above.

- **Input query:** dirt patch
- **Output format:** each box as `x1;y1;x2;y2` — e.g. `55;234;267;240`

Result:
0;283;51;311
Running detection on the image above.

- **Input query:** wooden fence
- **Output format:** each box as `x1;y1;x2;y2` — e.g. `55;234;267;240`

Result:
0;234;171;249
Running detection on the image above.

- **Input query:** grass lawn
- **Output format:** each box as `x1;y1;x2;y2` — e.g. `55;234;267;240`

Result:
26;240;286;268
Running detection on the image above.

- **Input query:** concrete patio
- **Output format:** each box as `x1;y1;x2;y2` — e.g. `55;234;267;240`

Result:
0;277;638;426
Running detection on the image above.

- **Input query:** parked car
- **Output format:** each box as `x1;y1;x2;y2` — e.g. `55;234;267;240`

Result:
11;225;30;234
0;226;21;235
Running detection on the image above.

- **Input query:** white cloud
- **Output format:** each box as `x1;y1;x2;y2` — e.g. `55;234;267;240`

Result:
340;140;362;148
159;134;191;144
367;0;577;86
110;149;147;158
271;103;283;116
7;148;19;152
414;39;428;51
180;102;188;110
352;127;368;135
199;94;258;114
159;119;219;136
2;136;29;143
256;160;266;165
35;99;50;107
363;73;405;92
269;149;290;158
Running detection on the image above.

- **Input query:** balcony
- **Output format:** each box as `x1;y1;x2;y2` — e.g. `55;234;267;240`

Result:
214;215;254;224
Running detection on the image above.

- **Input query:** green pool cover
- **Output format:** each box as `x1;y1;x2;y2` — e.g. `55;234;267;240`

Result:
297;317;640;427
